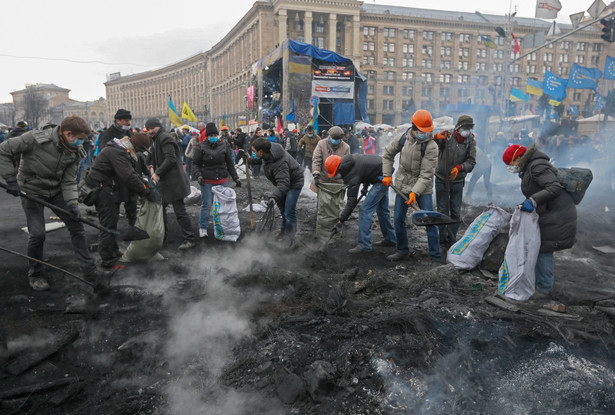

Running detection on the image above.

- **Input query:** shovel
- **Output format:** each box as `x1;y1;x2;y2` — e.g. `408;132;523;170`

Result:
1;182;149;241
388;183;458;227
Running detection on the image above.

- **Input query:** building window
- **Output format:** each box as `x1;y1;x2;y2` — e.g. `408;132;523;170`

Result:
560;41;570;49
314;37;324;48
368;85;374;94
440;74;451;83
368;71;376;79
421;59;432;69
404;29;415;40
315;23;324;34
384;28;396;38
422;31;434;41
369;56;375;65
421;87;432;97
576;42;586;51
593;43;602;52
459;33;470;43
368;99;374;109
384;71;395;80
363;42;368;51
457;61;468;70
573;92;581;101
402;87;413;96
403;44;414;54
363;56;368;65
421;73;432;82
422;45;433;56
575;55;585;64
559;54;569;63
440;88;450;97
384;43;395;53
591;55;600;65
402;72;414;81
441;32;453;42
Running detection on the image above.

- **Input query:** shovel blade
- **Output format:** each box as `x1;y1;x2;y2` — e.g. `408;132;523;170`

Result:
411;210;458;226
119;226;150;241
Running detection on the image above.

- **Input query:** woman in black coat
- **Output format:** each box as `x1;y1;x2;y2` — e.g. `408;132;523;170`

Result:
192;122;241;238
502;143;577;296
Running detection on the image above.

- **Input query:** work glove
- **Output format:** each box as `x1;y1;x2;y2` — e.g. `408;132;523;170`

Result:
404;192;417;207
332;221;343;234
520;198;535;212
381;176;393;187
5;177;20;196
449;165;461;181
267;197;276;208
197;176;205;186
234;179;242;188
68;204;82;220
313;174;320;187
434;130;451;140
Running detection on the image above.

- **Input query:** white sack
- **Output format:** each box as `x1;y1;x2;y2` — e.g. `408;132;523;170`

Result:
211;185;241;242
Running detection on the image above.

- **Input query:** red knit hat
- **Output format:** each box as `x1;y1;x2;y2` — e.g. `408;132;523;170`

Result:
502;144;526;165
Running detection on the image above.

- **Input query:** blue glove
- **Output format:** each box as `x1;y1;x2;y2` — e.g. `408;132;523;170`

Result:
520;198;534;212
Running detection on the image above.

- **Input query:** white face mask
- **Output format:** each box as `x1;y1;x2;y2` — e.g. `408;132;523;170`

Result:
459;129;472;138
121;125;132;131
506;164;520;174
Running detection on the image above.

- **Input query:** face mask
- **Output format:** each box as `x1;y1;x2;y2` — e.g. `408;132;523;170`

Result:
308;134;314;138
208;136;219;143
459;129;472;138
330;138;341;145
251;150;260;160
69;138;84;147
121;125;131;131
506;164;520;174
415;131;429;141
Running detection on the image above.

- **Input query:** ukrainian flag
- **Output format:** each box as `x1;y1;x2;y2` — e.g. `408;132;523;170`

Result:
526;79;543;96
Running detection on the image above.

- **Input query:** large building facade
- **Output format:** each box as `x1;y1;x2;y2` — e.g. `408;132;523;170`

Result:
105;0;615;128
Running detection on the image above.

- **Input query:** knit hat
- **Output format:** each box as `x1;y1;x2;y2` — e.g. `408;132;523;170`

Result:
502;144;527;165
145;118;162;129
329;126;344;139
455;115;474;129
114;109;132;120
205;122;218;137
129;133;152;152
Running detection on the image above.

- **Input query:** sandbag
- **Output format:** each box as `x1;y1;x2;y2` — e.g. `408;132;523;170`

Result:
121;199;165;263
498;208;541;301
212;185;241;242
447;205;511;270
315;183;346;242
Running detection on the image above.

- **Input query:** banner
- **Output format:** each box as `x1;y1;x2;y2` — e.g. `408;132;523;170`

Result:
568;63;602;90
511;32;520;56
285;99;297;122
181;102;198;122
544;70;567;102
311;63;354;99
247;85;255;110
168;96;182;127
535;0;562;19
526;79;544;96
604;56;615;80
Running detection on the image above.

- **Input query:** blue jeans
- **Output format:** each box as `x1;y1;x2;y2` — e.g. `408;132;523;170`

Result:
435;177;464;243
535;252;554;293
277;188;302;235
199;181;229;230
393;193;441;260
358;183;396;250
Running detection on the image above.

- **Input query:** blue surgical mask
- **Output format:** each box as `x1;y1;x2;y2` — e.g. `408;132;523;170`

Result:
330;138;341;145
308;134;314;138
208;136;219;143
251;150;260;160
415;131;429;141
70;138;84;147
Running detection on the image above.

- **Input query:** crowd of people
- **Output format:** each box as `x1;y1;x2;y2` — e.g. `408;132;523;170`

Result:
0;107;586;300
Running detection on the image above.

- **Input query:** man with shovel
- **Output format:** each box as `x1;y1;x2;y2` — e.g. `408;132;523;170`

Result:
0;115;111;291
325;154;396;254
381;109;441;262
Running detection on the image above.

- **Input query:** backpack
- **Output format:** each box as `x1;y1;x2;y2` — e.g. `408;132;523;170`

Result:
399;130;427;158
556;167;593;205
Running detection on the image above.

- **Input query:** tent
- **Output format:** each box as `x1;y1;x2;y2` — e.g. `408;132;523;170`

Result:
254;39;368;132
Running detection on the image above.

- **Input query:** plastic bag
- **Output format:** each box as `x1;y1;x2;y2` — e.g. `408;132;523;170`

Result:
447;205;511;270
121;199;165;263
212;185;241;242
498;208;541;301
315;183;346;242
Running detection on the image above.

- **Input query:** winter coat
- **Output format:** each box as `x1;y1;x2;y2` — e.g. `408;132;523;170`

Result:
517;144;577;253
88;140;148;197
6;127;27;139
312;138;350;184
185;136;199;159
348;135;360;154
192;139;238;182
297;133;321;157
284;132;297;153
0;127;83;203
382;129;438;196
434;131;476;182
262;143;304;202
234;132;247;150
147;129;190;203
363;136;376;155
337;154;385;222
98;123;132;151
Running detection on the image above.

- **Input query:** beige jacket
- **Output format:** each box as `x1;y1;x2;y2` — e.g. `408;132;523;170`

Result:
312;139;350;184
297;133;321;157
382;131;438;196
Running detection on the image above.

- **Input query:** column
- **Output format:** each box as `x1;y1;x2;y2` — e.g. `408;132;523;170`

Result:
278;8;287;45
352;15;361;70
304;11;313;45
329;13;337;52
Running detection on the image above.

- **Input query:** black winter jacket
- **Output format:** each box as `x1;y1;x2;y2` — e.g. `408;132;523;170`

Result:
518;144;577;253
337;154;384;222
192;140;238;182
88;141;148;197
146;129;190;203
98;123;132;151
262;143;304;201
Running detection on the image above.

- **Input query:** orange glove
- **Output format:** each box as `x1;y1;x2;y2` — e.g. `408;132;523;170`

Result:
434;130;451;140
449;165;461;181
381;176;393;187
405;192;417;206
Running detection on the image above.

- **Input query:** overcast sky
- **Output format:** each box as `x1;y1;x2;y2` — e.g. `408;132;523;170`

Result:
0;0;593;103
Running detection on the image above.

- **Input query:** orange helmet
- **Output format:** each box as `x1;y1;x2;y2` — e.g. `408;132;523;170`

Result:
221;126;229;131
411;109;433;133
325;155;342;178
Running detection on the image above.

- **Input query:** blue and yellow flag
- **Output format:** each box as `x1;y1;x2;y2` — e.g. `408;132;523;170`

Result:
526;79;543;96
544;70;567;102
568;63;602;90
168;96;183;127
480;36;497;49
509;88;529;102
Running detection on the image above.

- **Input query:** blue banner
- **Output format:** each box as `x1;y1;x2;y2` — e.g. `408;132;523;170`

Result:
285;99;297;122
605;56;615;80
596;93;605;111
568;63;602;90
544;70;567;101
